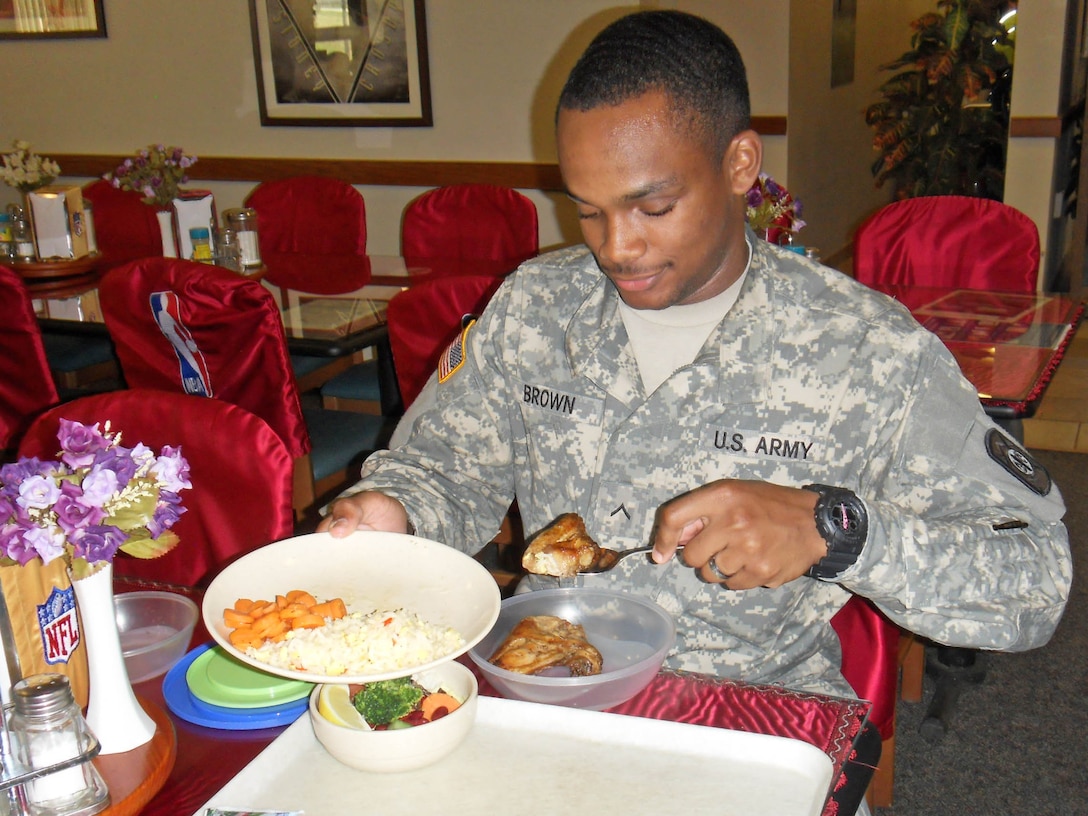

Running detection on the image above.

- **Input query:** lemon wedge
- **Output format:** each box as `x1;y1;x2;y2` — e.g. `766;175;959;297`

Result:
317;684;371;730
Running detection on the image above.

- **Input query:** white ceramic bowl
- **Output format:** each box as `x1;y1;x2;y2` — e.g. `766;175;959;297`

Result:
115;590;199;683
309;660;479;773
468;588;676;711
201;531;501;683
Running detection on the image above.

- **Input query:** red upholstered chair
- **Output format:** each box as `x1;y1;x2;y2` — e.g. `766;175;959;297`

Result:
245;176;372;390
831;594;924;809
319;185;534;416
0;265;60;454
82;179;163;274
243;176;369;290
401;184;539;269
853;195;1040;292
97;258;387;520
321;274;505;413
17;389;294;586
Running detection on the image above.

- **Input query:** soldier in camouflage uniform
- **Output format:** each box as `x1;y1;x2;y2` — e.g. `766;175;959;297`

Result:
320;11;1071;701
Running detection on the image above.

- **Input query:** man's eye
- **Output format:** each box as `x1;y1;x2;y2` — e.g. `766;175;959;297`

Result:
577;210;600;220
644;202;676;218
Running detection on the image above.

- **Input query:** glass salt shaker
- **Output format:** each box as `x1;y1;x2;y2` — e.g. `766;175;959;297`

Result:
10;209;35;262
221;208;262;270
8;675;109;816
214;227;243;272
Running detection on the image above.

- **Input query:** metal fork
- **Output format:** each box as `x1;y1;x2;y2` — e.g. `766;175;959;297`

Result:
578;544;684;574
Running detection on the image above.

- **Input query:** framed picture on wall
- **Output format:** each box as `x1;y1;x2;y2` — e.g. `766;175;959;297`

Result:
248;0;432;127
0;0;106;40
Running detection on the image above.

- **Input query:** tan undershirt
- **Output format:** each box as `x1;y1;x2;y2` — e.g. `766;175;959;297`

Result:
619;241;751;394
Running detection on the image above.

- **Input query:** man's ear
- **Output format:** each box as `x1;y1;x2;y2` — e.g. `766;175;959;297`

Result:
725;129;763;195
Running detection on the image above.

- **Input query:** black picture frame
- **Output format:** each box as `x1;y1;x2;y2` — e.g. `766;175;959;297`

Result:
0;0;106;40
248;0;432;127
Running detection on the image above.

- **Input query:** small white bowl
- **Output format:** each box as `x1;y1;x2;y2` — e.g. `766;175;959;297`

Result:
309;660;478;773
115;591;199;683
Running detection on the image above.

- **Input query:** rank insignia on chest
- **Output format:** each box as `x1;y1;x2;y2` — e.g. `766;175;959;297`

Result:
438;317;476;384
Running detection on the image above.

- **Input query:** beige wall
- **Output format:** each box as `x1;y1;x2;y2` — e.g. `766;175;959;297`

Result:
0;1;1064;267
0;1;799;255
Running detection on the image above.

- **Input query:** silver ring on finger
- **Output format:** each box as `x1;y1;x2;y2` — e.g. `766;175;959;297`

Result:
706;552;730;582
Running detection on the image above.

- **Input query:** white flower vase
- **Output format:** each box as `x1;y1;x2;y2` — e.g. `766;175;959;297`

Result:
155;208;178;258
70;562;156;754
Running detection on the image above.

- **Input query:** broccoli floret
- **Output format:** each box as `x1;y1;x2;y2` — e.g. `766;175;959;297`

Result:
352;678;425;726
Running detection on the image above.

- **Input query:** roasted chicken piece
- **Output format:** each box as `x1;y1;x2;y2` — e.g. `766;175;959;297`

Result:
521;513;606;578
488;614;604;676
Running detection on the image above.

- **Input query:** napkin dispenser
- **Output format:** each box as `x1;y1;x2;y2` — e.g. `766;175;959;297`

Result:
173;190;216;261
26;185;90;260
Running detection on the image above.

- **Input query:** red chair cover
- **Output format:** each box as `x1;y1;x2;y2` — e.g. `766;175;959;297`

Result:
387;274;504;407
829;594;900;741
401;184;538;267
82;179;163;274
17;389;294;586
244;176;368;290
853;196;1039;292
0;265;60;451
98;258;311;459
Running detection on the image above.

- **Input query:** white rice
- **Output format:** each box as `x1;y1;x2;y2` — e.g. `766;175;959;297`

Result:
246;607;464;676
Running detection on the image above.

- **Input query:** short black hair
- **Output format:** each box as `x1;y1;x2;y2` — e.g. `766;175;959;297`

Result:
558;10;751;158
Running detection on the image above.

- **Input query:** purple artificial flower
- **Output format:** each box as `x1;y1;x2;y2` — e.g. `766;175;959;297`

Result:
0;492;15;520
53;482;106;536
25;525;66;565
79;466;119;508
70;525;125;565
57;419;109;469
93;446;137;489
148;491;186;539
16;474;61;511
746;187;763;209
1;458;51;497
152;446;191;493
0;522;35;564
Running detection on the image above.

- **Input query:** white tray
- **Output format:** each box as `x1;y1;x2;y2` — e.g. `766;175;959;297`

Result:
193;696;834;816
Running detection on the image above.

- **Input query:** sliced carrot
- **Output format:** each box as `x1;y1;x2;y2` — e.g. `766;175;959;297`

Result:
310;598;347;620
275;594;291;609
291;613;326;630
420;692;461;721
286;590;317;607
223;608;254;628
233;598;255;613
277;602;310;620
249;600;278;619
229;627;263;650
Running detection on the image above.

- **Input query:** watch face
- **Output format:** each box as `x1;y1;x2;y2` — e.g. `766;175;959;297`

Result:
831;500;863;536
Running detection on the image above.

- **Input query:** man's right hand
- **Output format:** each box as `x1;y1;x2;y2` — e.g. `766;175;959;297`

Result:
317;491;410;537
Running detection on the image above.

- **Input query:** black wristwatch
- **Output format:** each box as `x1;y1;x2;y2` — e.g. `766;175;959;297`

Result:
802;484;868;580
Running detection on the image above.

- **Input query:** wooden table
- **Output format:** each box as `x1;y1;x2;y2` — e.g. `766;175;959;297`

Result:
11;253;105;298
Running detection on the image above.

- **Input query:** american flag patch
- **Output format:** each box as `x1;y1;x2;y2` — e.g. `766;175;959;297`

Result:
438;318;476;383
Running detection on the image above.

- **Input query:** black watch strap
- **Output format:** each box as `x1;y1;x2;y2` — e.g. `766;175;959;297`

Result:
802;484;868;580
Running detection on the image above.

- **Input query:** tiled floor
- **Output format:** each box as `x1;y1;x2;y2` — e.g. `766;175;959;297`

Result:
1023;328;1088;453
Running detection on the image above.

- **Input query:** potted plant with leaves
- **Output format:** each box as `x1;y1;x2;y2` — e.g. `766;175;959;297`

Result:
865;0;1015;200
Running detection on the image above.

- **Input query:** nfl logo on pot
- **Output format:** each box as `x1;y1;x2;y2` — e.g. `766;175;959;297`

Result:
37;586;80;665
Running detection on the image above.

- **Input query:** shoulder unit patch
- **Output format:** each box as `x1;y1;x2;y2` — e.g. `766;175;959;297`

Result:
985;428;1051;496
